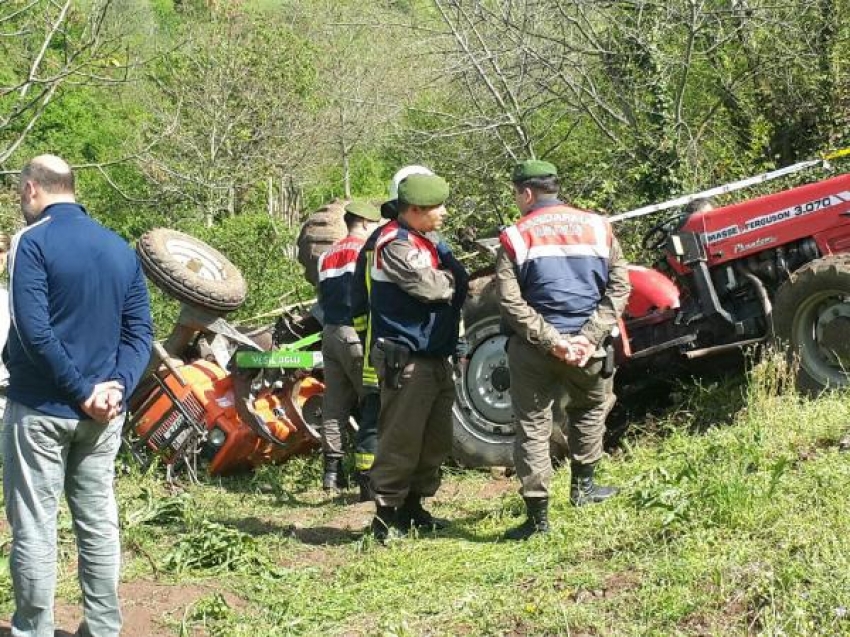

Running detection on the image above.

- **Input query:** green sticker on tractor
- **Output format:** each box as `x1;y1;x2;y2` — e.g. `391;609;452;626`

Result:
236;349;323;369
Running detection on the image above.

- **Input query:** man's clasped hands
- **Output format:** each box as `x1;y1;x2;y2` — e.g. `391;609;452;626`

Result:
80;381;125;423
551;335;595;367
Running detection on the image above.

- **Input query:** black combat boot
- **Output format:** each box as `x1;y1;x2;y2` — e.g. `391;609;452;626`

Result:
354;470;374;503
370;505;400;543
569;462;618;506
397;493;449;531
503;497;549;541
322;456;347;492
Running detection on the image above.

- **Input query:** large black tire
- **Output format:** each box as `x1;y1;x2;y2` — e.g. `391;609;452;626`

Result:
452;273;516;467
296;200;348;287
451;272;575;467
137;228;247;313
773;255;850;393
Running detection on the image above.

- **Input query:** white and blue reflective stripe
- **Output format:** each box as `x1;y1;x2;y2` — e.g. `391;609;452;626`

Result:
318;261;357;282
504;225;527;264
525;243;611;261
506;214;611;265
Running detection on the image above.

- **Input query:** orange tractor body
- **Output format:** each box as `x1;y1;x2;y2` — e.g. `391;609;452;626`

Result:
128;358;322;476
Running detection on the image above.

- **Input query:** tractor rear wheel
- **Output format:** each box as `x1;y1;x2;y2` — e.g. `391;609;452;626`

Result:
773;255;850;393
452;273;515;466
452;309;516;468
452;273;577;467
295;200;348;288
137;228;247;313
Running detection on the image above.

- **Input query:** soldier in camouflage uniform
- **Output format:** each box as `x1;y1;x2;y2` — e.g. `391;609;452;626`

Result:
497;160;631;540
365;173;468;541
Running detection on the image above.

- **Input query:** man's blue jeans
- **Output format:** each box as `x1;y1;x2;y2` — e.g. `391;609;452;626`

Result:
2;400;124;637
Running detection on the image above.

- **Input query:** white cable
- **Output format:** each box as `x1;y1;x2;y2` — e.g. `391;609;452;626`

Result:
609;159;826;223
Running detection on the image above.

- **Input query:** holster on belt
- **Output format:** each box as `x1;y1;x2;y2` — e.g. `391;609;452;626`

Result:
600;335;616;379
377;338;411;390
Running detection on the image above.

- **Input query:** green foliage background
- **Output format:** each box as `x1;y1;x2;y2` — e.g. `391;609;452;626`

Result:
3;4;850;633
1;0;849;328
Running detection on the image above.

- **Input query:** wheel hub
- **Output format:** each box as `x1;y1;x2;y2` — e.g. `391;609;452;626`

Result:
165;238;227;282
491;366;511;393
453;317;517;440
815;302;850;368
465;335;514;425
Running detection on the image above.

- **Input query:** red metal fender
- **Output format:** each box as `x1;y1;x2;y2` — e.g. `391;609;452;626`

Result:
625;265;681;319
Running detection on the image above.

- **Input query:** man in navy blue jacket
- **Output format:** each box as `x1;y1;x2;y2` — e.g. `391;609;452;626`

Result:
3;155;153;637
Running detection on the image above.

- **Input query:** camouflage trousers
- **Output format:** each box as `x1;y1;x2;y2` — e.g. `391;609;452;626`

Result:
507;336;615;499
369;349;455;507
320;325;377;468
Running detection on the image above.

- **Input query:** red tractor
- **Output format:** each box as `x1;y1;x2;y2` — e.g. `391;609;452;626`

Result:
623;172;850;384
451;168;850;466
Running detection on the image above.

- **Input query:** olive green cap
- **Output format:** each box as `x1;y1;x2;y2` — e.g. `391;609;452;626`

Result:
397;174;449;207
512;159;558;182
344;199;381;222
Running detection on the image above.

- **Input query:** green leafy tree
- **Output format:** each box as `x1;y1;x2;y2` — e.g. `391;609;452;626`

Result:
140;6;320;226
0;0;134;167
411;0;850;213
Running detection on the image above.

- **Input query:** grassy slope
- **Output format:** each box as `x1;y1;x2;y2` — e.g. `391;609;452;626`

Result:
2;355;850;636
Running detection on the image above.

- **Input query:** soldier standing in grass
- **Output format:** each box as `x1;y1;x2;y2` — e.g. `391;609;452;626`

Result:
366;173;468;541
317;200;381;496
497;160;631;540
350;166;436;503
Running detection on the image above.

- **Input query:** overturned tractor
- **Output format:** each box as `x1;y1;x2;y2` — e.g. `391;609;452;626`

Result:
126;229;325;479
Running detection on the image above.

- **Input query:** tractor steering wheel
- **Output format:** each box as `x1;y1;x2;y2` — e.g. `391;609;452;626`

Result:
641;213;687;252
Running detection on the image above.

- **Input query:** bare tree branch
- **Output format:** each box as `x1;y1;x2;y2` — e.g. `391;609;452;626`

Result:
19;0;72;101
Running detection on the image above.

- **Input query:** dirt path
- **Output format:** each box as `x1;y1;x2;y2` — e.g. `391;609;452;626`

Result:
0;472;515;636
0;580;242;636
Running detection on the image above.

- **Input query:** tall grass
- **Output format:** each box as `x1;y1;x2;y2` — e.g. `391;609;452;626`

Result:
2;354;850;635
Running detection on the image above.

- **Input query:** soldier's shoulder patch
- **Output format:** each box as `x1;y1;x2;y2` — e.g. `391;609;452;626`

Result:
405;248;432;269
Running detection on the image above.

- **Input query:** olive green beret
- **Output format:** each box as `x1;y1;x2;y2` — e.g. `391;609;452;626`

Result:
512;159;558;182
345;200;381;222
397;174;449;207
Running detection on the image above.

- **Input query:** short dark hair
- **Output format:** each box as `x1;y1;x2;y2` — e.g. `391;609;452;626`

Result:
343;212;360;229
513;175;559;195
380;200;398;220
20;160;74;195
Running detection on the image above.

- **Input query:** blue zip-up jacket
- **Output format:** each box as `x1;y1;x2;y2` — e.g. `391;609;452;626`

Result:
5;202;153;419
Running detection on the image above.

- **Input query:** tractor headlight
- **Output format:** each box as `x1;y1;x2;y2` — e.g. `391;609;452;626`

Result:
208;427;226;447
